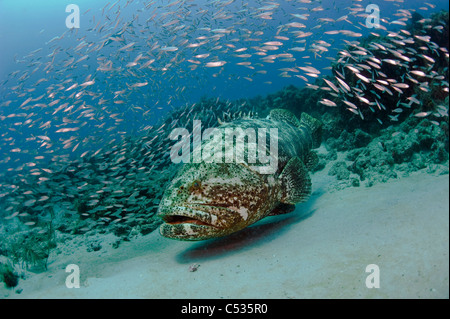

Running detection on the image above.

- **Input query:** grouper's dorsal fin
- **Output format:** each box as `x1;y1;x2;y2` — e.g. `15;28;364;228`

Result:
269;109;302;127
221;110;257;124
269;109;323;148
279;156;311;204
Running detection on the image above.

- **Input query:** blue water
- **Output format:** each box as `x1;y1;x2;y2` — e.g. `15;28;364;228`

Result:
1;0;448;103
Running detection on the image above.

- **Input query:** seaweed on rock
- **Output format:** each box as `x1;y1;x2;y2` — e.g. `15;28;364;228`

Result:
0;262;19;288
6;223;56;271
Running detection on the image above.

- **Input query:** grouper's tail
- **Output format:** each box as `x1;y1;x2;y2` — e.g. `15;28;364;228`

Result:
300;113;322;148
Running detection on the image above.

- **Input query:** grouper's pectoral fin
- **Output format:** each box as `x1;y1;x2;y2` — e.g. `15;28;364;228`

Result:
279;156;311;205
268;203;296;216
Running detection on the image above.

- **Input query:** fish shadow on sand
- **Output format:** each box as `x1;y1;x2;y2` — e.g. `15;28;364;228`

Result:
175;188;323;264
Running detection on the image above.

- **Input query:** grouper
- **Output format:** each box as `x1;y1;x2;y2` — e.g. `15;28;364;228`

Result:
157;108;322;240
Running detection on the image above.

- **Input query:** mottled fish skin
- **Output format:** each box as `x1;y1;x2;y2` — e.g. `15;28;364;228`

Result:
158;109;322;240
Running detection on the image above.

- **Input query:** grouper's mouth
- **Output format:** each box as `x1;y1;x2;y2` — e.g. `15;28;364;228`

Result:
158;203;241;240
162;214;214;227
158;204;230;228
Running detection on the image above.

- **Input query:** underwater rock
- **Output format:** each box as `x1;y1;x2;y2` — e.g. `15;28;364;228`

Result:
328;161;351;180
346;137;407;187
325;129;372;152
0;263;19;288
86;241;102;252
313;146;335;172
331;116;450;188
112;224;132;238
351;177;360;187
112;239;122;249
354;130;373;148
312;159;326;172
385;131;420;164
139;220;161;235
347;144;395;181
321;147;337;161
385;119;449;166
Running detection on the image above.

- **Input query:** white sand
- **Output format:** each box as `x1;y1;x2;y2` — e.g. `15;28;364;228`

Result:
2;169;449;299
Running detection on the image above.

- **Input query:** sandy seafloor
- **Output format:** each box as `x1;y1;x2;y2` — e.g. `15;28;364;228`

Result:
1;161;449;299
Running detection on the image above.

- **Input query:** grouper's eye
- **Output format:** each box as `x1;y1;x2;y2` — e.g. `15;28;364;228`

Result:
189;180;202;192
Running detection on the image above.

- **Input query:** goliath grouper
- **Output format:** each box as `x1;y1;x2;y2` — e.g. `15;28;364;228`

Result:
157;109;322;240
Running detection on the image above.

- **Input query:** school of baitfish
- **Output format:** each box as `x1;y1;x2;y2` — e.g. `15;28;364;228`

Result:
0;0;448;238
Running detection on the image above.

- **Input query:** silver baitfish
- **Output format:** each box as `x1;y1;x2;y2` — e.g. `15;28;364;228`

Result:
157;109;322;240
